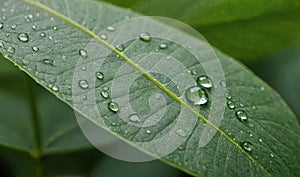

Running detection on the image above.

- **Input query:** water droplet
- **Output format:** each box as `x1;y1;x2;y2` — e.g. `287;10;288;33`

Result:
103;86;109;91
18;33;29;42
220;80;226;87
249;133;253;138
40;32;46;37
43;59;53;66
100;34;107;40
108;102;119;112
115;44;124;52
235;110;248;122
78;80;89;89
258;138;263;143
226;92;232;100
22;59;30;66
53;26;58;30
28;14;33;19
0;41;4;48
101;91;109;99
159;43;168;49
107;26;115;31
81;66;86;71
146;130;151;134
176;129;187;137
32;25;36;30
48;36;53;40
197;75;213;89
270;153;274;158
240;141;253;153
79;49;87;58
129;114;140;122
32;46;39;52
227;101;235;109
52;85;59;92
96;72;104;80
139;32;151;42
185;86;208;105
7;46;15;54
260;86;265;91
0;22;3;29
11;24;16;30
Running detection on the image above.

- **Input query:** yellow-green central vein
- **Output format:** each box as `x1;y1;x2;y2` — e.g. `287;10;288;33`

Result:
24;0;271;176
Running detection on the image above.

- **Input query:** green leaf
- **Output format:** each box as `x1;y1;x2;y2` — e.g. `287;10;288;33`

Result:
102;0;300;61
0;0;299;177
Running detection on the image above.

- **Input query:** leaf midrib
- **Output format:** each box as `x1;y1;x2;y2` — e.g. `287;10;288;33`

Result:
24;0;271;176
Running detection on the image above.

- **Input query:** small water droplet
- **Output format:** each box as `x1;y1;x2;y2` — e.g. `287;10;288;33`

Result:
96;72;104;80
32;25;36;30
240;141;253;153
0;22;3;29
249;133;253;138
48;36;53;40
43;59;53;66
40;32;46;37
176;129;187;137
7;46;15;54
235;110;248;122
100;34;107;40
78;80;89;89
159;43;168;49
53;26;58;30
227;101;235;109
129;114;140;122
52;85;59;92
79;49;87;58
146;130;151;134
18;33;29;42
101;91;109;99
0;41;4;48
103;86;109;91
258;138;263;143
107;26;115;31
191;69;197;75
260;86;265;91
139;32;151;42
22;59;30;66
82;95;87;100
11;24;16;30
28;14;33;19
108;102;119;112
185;86;208;105
197;75;213;88
115;44;124;52
32;46;39;52
270;153;274;158
220;80;226;87
226;92;232;100
81;66;86;71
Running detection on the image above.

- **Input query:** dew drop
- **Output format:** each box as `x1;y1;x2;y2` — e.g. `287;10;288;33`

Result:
100;34;107;40
240;141;253;153
0;22;3;29
197;75;213;89
53;26;58;30
103;86;109;91
176;129;187;137
28;14;33;19
258;138;263;143
108;102;119;112
78;80;89;89
52;85;59;92
185;86;208;105
227;101;235;109
159;43;168;49
32;25;36;30
11;24;16;30
146;130;151;134
107;26;115;31
270;153;274;158
79;49;87;58
101;91;109;99
139;32;151;42
32;46;39;52
220;80;226;87
96;72;104;80
191;69;197;75
0;41;4;48
40;32;46;37
43;59;54;66
22;59;30;66
129;114;140;122
7;46;15;54
115;44;124;52
18;33;29;42
235;110;248;122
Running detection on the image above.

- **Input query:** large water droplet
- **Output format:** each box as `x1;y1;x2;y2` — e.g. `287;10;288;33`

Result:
78;80;89;89
129;114;140;122
159;43;168;49
18;33;29;42
0;22;3;29
240;141;253;153
43;59;53;66
235;110;248;122
108;102;119;112
139;32;151;42
79;49;87;58
185;86;208;105
96;72;104;80
197;75;213;89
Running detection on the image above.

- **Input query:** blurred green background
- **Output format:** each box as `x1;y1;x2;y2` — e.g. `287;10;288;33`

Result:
0;0;299;176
